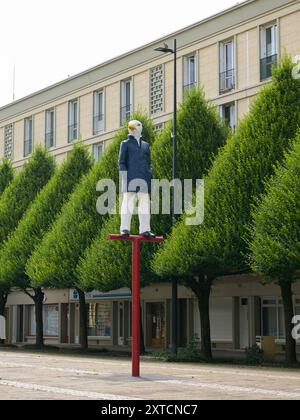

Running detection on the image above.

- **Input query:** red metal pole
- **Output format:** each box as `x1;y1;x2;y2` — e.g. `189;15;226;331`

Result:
131;237;141;377
108;234;163;378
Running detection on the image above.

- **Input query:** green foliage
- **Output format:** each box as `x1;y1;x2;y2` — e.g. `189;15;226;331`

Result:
27;113;156;289
152;335;203;363
0;159;13;197
152;56;300;278
245;344;264;365
249;133;300;281
0;143;93;290
77;88;227;293
152;87;228;180
0;147;55;245
174;335;203;362
77;202;160;291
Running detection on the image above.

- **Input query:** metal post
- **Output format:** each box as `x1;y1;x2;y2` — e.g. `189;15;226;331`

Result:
131;238;141;377
171;39;178;355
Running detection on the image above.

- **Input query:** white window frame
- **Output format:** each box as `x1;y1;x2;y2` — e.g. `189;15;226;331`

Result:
261;297;300;342
24;117;33;157
183;54;197;90
45;108;55;149
260;23;278;59
219;39;235;92
68;99;79;142
219;102;236;131
93;142;104;162
93;90;104;135
120;79;132;125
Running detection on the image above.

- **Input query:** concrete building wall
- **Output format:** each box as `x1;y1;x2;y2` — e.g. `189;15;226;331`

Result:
105;82;120;132
133;71;150;114
280;9;300;57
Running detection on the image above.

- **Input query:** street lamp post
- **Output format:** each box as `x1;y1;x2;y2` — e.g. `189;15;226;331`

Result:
154;39;178;354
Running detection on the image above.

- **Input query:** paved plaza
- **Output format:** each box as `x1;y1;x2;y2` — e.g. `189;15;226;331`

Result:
0;349;300;400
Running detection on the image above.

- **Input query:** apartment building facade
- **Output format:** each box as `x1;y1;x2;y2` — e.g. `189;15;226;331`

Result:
1;0;300;354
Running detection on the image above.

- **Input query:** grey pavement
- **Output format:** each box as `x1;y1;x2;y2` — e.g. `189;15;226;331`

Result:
0;349;300;400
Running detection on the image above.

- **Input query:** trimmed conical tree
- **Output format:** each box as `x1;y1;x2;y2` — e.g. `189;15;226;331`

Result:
0;159;13;196
27;113;156;350
249;133;300;365
77;88;227;356
0;158;14;321
78;88;227;289
0;147;55;323
0;143;93;348
152;57;300;360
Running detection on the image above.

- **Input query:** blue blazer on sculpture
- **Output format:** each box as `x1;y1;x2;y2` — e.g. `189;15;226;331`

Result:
119;135;153;193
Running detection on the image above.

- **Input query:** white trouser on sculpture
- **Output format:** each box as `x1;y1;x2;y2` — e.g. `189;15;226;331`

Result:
120;192;151;234
0;315;6;340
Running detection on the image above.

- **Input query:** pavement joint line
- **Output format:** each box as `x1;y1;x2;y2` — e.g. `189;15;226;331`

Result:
156;379;300;399
0;361;111;377
1;355;300;382
0;380;141;400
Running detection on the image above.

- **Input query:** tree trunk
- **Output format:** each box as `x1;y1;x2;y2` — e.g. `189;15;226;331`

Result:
0;289;8;317
192;277;213;361
280;281;297;365
33;288;44;349
76;288;88;350
0;288;8;345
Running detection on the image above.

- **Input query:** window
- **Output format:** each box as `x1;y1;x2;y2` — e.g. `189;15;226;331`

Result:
219;102;235;131
154;123;163;132
260;23;278;80
93;90;104;135
87;302;112;337
45;109;55;148
4;124;13;158
93;142;104;162
183;55;197;91
262;298;285;340
29;304;59;337
219;40;235;92
24;117;33;157
120;79;132;125
150;65;164;116
68;100;78;142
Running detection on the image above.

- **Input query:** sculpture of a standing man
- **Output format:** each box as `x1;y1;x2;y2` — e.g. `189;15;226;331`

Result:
119;120;156;238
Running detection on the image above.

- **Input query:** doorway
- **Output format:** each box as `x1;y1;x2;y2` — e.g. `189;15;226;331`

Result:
146;302;165;347
240;298;249;349
16;305;24;343
118;302;125;346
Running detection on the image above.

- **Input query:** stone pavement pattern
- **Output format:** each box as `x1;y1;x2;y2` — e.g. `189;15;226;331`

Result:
0;349;300;400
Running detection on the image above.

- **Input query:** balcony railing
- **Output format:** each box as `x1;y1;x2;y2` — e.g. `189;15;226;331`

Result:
219;69;235;93
68;123;78;142
260;54;278;81
93;114;104;135
120;104;132;125
45;131;54;149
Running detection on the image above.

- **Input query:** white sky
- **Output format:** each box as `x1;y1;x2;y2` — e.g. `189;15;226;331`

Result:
0;0;240;108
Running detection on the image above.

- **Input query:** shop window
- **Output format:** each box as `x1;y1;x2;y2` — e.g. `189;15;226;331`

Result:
29;304;59;337
88;302;112;337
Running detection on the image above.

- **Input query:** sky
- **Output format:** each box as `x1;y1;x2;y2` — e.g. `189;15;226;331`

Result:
0;0;241;108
